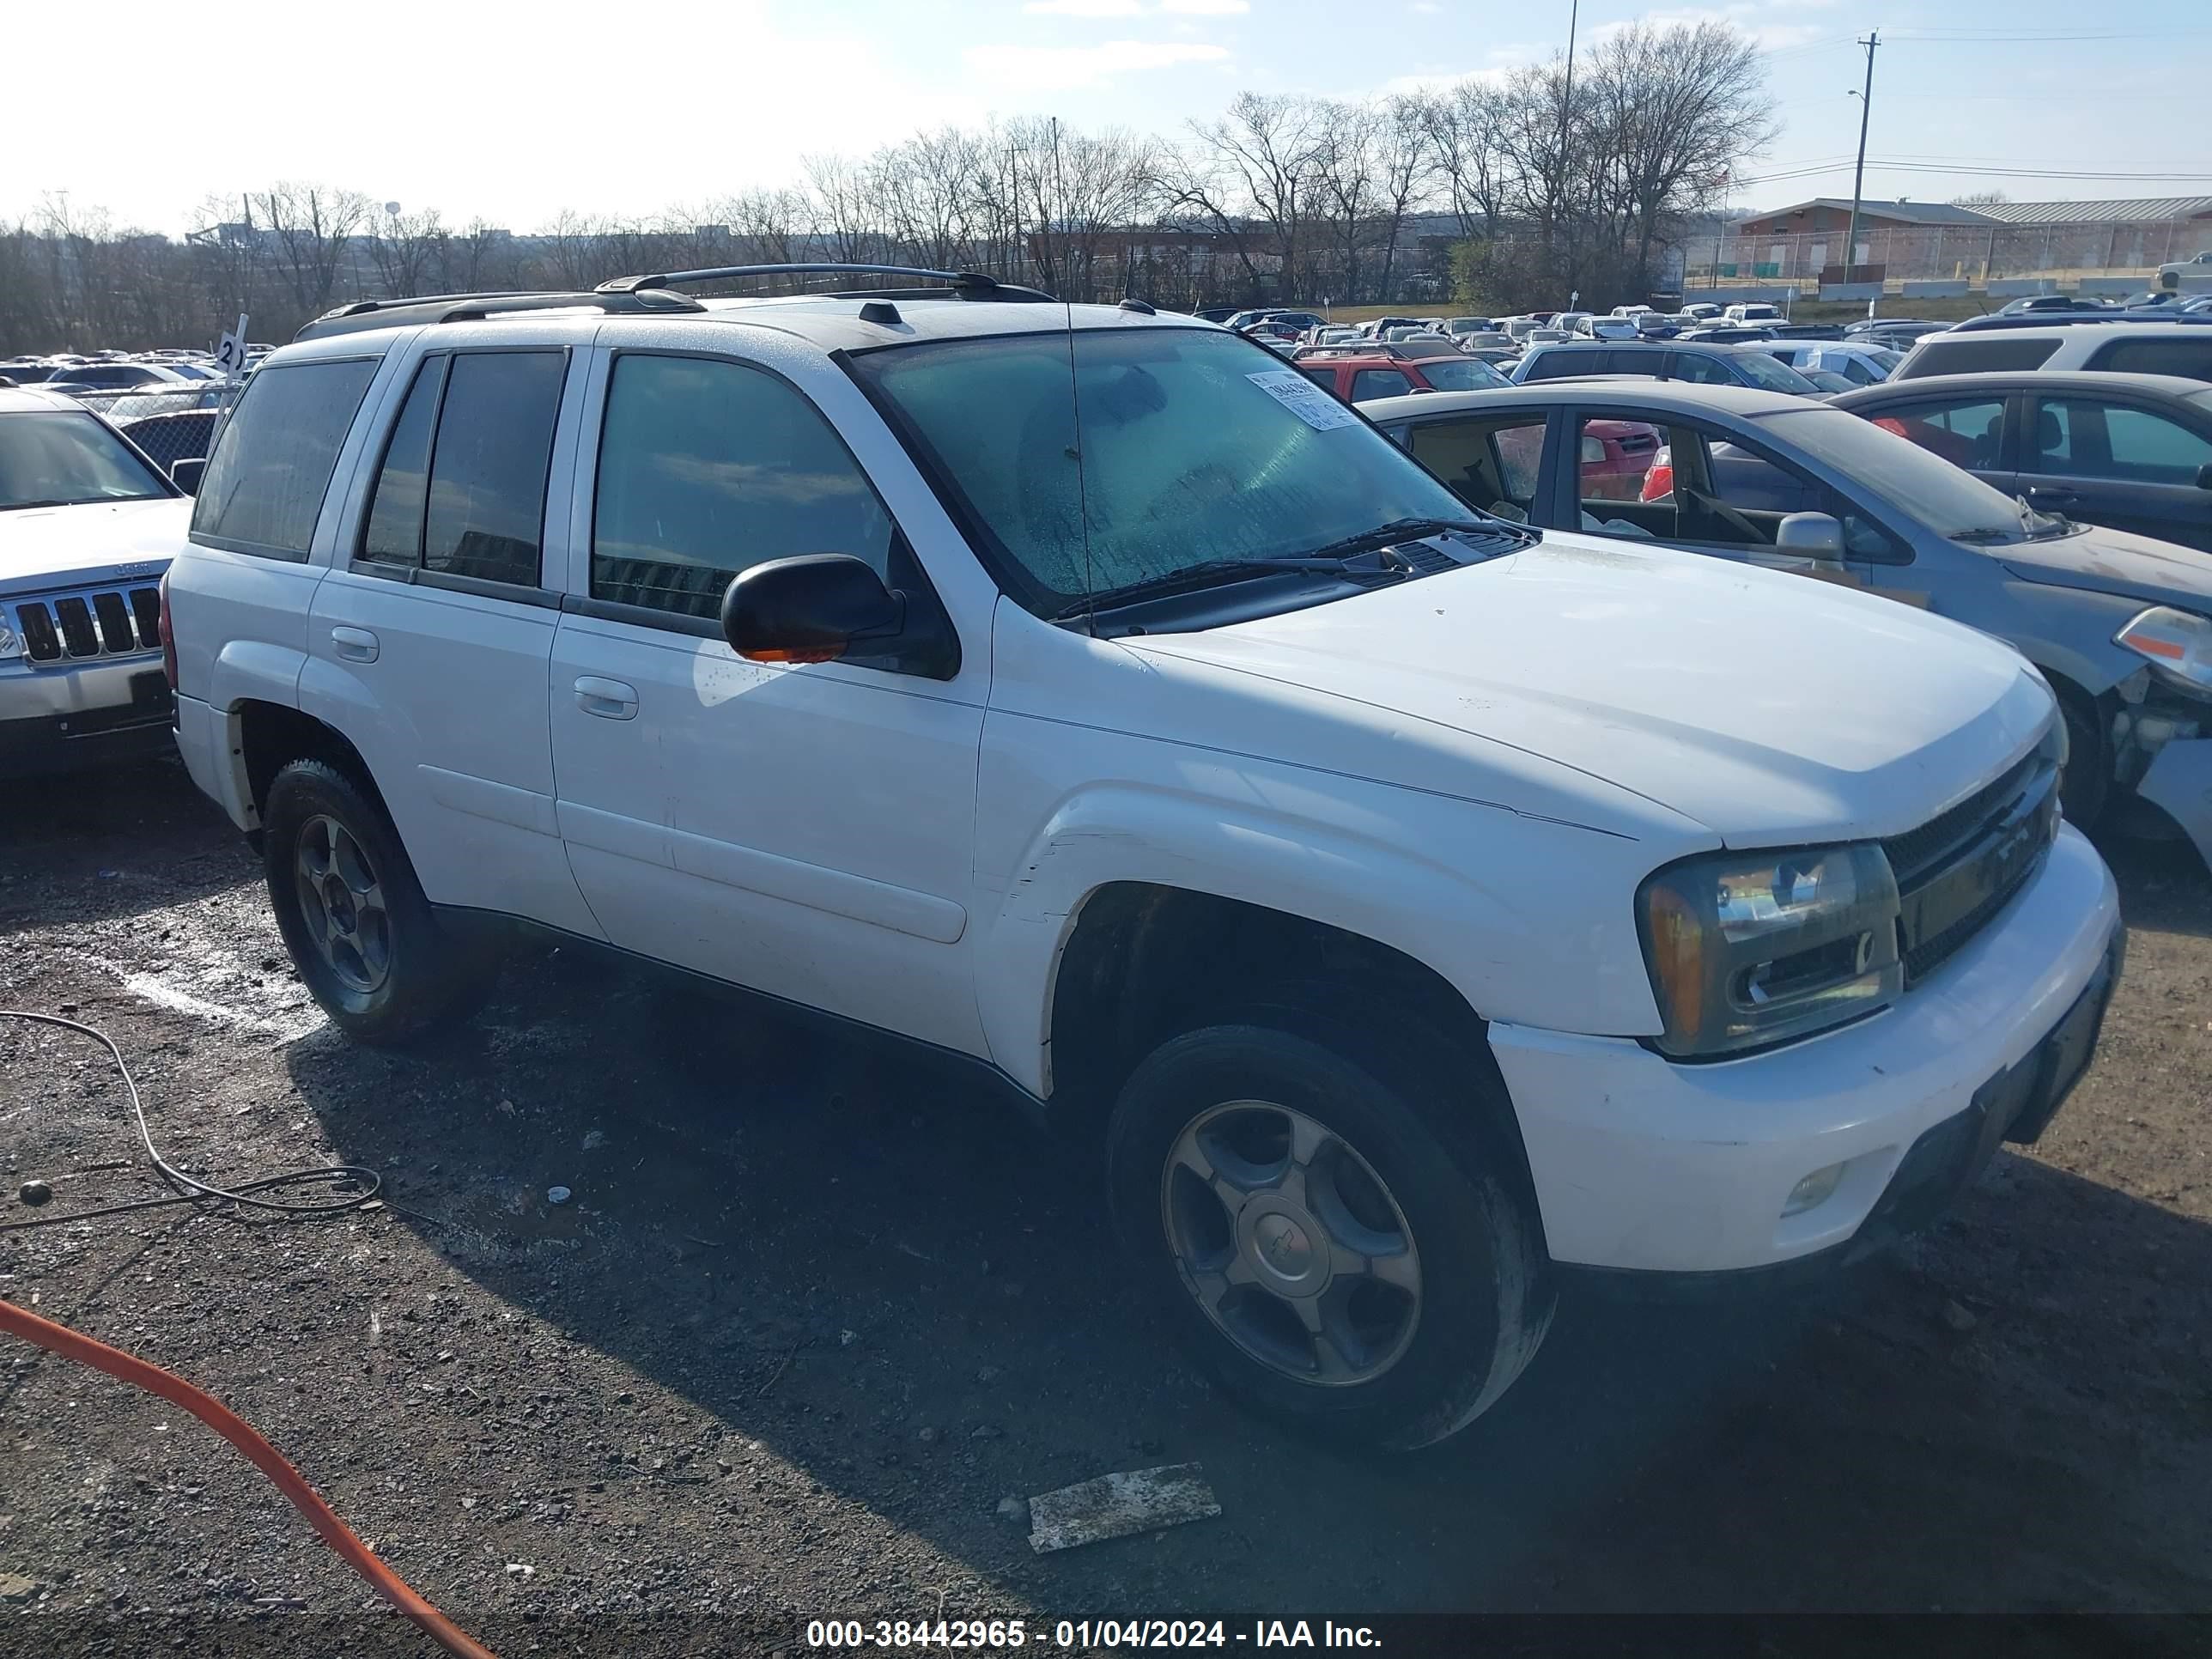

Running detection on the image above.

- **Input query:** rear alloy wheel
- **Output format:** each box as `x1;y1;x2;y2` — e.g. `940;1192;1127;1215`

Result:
1108;1022;1552;1449
293;814;392;997
263;759;497;1045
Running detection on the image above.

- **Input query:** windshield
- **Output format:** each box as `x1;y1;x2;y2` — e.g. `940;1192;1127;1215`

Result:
1729;351;1820;394
1418;357;1510;392
850;325;1476;614
0;410;169;509
1756;405;2057;543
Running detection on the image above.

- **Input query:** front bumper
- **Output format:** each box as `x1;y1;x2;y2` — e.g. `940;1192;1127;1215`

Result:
1490;824;2121;1276
0;656;175;776
2135;733;2212;873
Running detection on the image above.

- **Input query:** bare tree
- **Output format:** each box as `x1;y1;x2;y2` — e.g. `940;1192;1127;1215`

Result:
253;183;373;317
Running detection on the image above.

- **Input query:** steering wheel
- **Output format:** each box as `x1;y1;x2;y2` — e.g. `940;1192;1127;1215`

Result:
1677;484;1766;546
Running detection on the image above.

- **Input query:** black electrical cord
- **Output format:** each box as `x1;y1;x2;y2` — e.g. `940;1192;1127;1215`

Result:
0;1010;380;1231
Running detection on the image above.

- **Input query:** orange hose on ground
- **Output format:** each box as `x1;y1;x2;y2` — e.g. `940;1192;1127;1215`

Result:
0;1296;498;1659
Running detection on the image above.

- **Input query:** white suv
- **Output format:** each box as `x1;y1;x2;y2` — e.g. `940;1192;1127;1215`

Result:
163;266;2123;1448
1;386;190;774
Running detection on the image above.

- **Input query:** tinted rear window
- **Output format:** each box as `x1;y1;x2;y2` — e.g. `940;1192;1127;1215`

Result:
1898;337;2058;380
191;358;378;558
1522;349;1609;381
2087;337;2212;383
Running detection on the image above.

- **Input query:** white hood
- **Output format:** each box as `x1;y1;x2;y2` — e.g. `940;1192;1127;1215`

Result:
1129;532;2056;847
0;497;189;599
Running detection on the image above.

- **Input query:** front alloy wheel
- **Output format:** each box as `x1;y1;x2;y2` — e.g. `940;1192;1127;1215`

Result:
1163;1101;1421;1385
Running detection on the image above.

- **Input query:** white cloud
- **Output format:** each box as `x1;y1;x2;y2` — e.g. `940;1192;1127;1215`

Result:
964;39;1233;90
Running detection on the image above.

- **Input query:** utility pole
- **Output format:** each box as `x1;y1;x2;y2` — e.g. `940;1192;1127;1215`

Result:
1842;30;1880;287
1559;0;1580;300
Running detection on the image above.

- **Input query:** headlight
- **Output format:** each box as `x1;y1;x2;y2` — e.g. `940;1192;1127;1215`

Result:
0;617;19;660
1638;843;1902;1059
2116;605;2212;697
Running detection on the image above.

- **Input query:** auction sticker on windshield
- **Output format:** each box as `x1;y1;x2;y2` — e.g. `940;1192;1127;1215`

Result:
1245;368;1360;431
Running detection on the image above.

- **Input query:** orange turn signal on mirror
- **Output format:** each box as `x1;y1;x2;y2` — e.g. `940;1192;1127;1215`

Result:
740;645;845;665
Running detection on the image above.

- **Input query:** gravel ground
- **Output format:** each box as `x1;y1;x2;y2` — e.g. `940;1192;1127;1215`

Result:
3;766;2210;1654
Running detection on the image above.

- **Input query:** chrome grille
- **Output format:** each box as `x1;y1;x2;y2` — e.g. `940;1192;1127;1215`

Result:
8;583;164;665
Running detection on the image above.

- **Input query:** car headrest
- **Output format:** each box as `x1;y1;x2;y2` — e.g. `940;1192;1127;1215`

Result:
2037;409;2063;451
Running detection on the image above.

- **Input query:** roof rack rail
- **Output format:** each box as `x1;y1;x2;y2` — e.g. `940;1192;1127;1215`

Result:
592;262;1057;302
294;287;704;342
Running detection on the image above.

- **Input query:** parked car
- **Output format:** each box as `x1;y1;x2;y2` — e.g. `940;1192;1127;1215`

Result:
163;269;2123;1449
1443;317;1493;337
1998;295;2116;317
1513;339;1822;396
1844;318;1950;350
1680;301;1723;320
1763;342;1903;386
1577;316;1641;342
44;362;191;392
0;386;188;774
1296;342;1511;399
1676;325;1780;345
1832;371;2212;553
1895;320;2212;384
118;409;222;477
2156;250;2212;291
1723;302;1784;324
1364;379;2212;854
1360;315;1428;337
1193;306;1241;324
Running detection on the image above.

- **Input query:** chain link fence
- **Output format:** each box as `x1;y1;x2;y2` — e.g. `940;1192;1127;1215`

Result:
1689;218;2209;290
71;384;242;473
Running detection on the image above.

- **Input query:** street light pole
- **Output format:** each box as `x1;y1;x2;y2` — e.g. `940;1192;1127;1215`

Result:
1842;31;1880;287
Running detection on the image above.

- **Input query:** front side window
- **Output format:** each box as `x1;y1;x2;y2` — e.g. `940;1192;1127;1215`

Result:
0;410;169;509
849;325;1475;614
191;358;377;558
592;354;894;619
1867;396;2006;470
1670;353;1729;386
1728;351;1820;395
2028;399;2212;483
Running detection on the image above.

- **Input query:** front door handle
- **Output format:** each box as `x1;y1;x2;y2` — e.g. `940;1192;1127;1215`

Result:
2027;487;2079;507
574;676;639;720
331;626;379;663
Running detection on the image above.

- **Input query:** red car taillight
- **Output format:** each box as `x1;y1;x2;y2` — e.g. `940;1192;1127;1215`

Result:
1641;445;1674;503
157;568;178;691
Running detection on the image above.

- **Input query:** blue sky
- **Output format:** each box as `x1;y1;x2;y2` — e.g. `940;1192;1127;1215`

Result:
10;1;2209;234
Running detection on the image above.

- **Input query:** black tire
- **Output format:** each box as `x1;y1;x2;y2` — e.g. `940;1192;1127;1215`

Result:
2056;685;2110;831
262;758;497;1045
1105;1020;1552;1449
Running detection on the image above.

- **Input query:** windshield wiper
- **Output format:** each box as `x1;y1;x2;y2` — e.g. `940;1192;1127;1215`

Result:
1060;549;1423;617
1948;527;2013;544
0;500;70;512
1302;515;1516;561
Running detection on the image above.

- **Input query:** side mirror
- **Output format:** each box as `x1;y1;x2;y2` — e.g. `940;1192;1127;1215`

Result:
1775;511;1847;562
721;554;905;665
169;457;205;495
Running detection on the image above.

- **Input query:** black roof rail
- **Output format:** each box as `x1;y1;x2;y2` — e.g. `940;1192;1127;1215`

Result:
592;262;1058;302
293;288;705;342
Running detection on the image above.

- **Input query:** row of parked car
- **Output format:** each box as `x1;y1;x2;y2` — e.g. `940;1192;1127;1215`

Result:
0;261;2183;1457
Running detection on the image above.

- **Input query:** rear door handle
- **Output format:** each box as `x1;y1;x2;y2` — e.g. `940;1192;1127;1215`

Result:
574;676;638;720
331;626;379;663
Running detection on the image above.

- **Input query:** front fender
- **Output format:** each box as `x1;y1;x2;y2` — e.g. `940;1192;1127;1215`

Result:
971;779;1670;1099
1993;577;2153;699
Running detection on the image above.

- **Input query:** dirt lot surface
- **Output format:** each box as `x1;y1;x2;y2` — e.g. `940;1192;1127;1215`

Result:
3;768;2210;1654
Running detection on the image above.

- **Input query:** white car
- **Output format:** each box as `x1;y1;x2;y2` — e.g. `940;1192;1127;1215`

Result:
1;387;190;774
163;267;2121;1449
1762;341;1902;386
1723;302;1784;324
1894;320;2212;384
